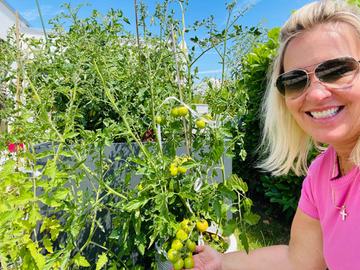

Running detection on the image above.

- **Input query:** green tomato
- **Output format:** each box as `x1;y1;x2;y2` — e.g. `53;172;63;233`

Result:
203;113;213;120
195;119;206;129
180;219;191;232
167;249;179;263
186;239;196;252
155;116;163;124
176;229;188;241
196;219;208;233
137;183;143;191
171;239;183;250
170;165;178;176
170;107;179;117
178;166;187;174
173;258;184;270
177;106;189;117
184;256;195;269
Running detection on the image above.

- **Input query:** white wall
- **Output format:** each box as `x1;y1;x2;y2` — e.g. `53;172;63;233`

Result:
0;0;43;40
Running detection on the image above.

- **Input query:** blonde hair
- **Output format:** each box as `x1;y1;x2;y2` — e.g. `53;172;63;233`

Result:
259;0;360;176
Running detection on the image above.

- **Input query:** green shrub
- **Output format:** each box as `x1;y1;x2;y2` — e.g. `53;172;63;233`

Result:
233;28;304;221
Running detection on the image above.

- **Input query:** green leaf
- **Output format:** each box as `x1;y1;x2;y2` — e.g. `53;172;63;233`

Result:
27;241;46;270
134;210;141;235
96;252;108;270
243;212;260;226
53;188;68;201
243;198;253;212
227;174;248;193
213;200;222;220
222;219;237;237
40;217;61;241
123;17;130;24
0;160;16;176
40;195;61;208
0;211;17;228
123;198;149;212
239;149;247;161
148;228;159;249
73;253;90;267
63;132;79;140
43;237;53;253
28;206;42;226
137;243;145;256
218;184;237;200
239;232;249;253
43;160;57;179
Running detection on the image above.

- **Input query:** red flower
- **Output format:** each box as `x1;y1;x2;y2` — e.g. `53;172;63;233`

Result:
8;143;25;153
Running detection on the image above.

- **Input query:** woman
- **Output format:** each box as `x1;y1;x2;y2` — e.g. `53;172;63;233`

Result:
191;0;360;269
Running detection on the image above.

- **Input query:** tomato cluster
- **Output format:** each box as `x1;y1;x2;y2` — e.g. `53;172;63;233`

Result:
170;106;189;117
169;156;192;177
155;105;212;131
166;219;209;269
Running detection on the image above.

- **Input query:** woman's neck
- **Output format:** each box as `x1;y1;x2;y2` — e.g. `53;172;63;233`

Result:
337;155;354;176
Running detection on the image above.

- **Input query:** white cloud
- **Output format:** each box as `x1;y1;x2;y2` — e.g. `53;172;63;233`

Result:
22;8;40;22
21;5;56;22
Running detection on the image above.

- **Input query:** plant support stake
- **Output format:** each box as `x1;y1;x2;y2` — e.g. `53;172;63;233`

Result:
35;0;48;42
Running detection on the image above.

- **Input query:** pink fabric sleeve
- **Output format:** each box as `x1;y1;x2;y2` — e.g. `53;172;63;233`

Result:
298;175;319;219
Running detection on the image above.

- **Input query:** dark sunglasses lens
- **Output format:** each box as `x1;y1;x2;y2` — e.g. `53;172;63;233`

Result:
316;57;358;84
276;70;308;96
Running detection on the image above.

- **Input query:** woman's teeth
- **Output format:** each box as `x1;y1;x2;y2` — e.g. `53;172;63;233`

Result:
310;107;341;119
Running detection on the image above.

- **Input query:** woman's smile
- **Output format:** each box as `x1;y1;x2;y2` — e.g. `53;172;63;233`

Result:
306;106;344;119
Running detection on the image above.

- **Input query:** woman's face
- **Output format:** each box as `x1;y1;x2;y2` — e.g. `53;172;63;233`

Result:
283;22;360;153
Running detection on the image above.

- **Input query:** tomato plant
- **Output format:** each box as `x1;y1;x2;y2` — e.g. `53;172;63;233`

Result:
0;0;260;269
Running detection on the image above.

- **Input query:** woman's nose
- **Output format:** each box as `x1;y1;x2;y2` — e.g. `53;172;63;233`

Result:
304;75;332;101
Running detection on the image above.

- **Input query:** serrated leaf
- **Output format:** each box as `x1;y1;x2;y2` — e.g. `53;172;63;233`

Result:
0;160;16;176
73;253;90;267
227;174;248;193
43;237;53;253
218;184;237;200
96;253;108;270
27;241;46;269
0;211;17;228
243;198;253;212
53;188;68;201
243;212;260;225
28;206;42;226
123;198;149;212
40;217;61;241
43;160;57;179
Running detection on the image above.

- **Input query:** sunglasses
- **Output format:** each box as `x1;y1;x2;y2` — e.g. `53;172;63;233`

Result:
276;57;360;99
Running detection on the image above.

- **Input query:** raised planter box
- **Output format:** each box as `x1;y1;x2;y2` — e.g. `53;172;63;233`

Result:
34;142;232;190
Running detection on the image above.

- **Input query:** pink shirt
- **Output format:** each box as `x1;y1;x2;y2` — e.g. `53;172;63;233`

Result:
298;146;360;270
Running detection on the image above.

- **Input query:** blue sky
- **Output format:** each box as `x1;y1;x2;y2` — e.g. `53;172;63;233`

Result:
7;0;313;78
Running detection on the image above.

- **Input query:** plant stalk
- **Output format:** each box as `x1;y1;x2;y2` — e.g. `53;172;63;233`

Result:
35;0;48;42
